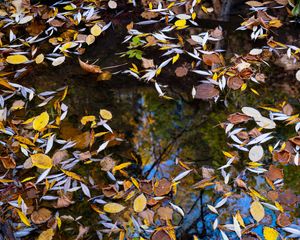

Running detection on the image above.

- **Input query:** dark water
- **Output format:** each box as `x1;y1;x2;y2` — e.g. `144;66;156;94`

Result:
20;16;300;239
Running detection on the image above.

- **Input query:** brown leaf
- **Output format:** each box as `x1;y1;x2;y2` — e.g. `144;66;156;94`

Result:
102;185;118;198
0;156;16;169
272;149;291;164
55;194;74;208
78;58;102;74
175;66;188;77
31;208;52;224
139;209;154;225
100;156;115;171
52;150;69;165
142;58;155;69
202;53;222;66
283;103;293;115
153;178;172;196
151;229;172;240
72;131;91;149
227;76;244;90
265;165;283;181
289;136;300;146
227;113;251;124
140;180;153;195
277;213;291;227
157;207;173;221
195;84;220;100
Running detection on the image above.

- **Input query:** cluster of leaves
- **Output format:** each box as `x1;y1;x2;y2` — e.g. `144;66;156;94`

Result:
191;103;300;239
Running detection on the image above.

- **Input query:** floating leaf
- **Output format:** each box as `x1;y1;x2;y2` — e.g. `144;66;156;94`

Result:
37;228;55;240
263;227;279;240
78;58;102;74
91;24;102;36
100;109;112;120
6;55;29;64
174;19;186;27
250;201;265;222
103;203;125;213
33;112;49;131
133;193;147;213
31;154;53;169
16;209;31;226
249;145;264;162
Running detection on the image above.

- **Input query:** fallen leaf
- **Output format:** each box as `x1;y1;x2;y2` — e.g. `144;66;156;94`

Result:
31;154;53;169
263;227;279;240
31;208;52;224
195;84;219;100
133;193;147;213
78;58;102;74
33;112;49;131
37;228;55;240
103;203;125;213
6;55;29;64
250;201;265;222
100;109;112;120
249;145;264;162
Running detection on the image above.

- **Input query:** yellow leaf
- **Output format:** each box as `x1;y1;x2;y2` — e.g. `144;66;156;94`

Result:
91;24;102;37
250;201;265;222
38;228;55;240
172;53;179;64
35;54;44;64
81;115;96;125
103;203;125;213
263;227;279;240
112;162;132;173
6;55;29;64
99;109;112;120
174;19;186;27
133;193;147;213
61;169;83;181
16;209;30;226
86;34;95;45
31;153;53;169
33;112;49;131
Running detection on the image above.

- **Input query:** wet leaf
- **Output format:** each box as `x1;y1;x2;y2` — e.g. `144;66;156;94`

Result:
133;193;147;213
100;109;112;120
250;201;265;222
103;203;125;213
195;84;219;100
31;153;53;169
31;208;52;224
263;227;279;240
249;145;264;162
33;112;49;131
37;228;55;240
16;209;30;226
174;19;186;27
79;58;102;74
6;55;29;64
91;24;102;36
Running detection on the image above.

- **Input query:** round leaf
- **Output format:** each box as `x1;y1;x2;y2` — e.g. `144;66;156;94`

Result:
249;145;264;162
100;109;112;120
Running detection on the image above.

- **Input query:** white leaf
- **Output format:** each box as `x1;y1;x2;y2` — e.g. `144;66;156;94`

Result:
80;182;91;198
173;169;193;182
52;56;65;66
248;145;264;162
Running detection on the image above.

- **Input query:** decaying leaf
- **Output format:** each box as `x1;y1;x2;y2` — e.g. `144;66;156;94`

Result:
78;58;102;74
195;84;219;100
